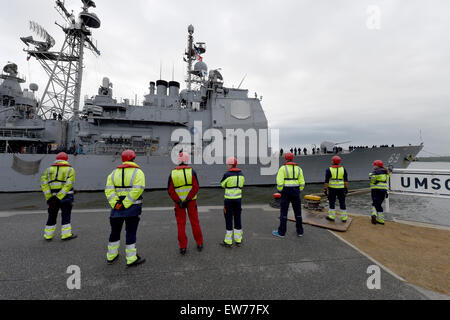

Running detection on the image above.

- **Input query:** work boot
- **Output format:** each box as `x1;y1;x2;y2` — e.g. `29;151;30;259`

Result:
220;241;233;248
62;234;78;241
107;254;119;265
327;210;336;222
371;207;377;224
197;244;203;252
340;211;348;223
371;215;377;225
180;248;187;255
376;214;385;225
127;255;146;267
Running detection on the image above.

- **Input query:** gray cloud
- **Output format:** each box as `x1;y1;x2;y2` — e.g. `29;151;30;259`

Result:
1;0;449;156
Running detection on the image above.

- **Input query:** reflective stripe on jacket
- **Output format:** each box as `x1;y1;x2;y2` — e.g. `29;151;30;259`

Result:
105;162;145;209
329;166;345;189
40;161;75;201
276;163;305;192
369;169;389;190
221;169;245;199
171;167;198;201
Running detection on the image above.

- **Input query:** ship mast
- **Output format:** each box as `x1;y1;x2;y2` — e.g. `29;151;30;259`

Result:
186;25;194;91
21;0;101;120
184;25;207;91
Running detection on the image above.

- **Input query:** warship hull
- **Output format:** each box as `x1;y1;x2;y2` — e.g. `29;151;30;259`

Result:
0;145;422;192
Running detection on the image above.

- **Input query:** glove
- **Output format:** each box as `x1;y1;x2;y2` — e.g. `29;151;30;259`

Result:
344;188;348;195
114;200;124;210
177;200;183;208
385;193;389;199
323;188;328;196
47;196;60;205
181;200;189;209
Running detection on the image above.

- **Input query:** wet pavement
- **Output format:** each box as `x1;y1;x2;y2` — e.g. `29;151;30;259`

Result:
0;205;428;300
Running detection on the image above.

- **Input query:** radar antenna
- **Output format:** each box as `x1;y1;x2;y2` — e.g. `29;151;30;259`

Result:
21;0;101;120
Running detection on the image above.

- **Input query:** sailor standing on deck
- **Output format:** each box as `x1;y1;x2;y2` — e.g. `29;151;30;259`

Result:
104;150;146;267
167;152;204;255
40;152;77;241
323;156;349;222
272;152;305;238
220;157;245;247
369;160;390;225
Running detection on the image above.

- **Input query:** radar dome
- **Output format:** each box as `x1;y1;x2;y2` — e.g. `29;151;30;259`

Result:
194;61;208;73
3;63;18;75
102;77;110;88
29;83;39;92
79;12;101;28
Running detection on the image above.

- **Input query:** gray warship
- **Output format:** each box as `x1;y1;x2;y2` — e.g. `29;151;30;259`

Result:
0;0;423;192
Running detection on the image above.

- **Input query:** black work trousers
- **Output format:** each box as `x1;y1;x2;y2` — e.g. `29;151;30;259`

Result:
327;188;346;210
224;199;242;231
371;189;387;213
109;216;140;245
47;201;72;226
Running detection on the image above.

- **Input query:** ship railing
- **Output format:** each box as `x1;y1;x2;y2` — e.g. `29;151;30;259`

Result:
92;145;155;155
0;129;41;139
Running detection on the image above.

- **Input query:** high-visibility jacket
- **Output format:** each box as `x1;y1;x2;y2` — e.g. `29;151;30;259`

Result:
105;161;145;209
40;160;75;201
221;168;245;199
369;168;389;190
328;166;345;189
276;162;305;192
171;166;198;201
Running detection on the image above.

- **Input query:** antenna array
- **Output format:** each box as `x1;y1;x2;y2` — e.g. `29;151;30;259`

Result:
21;0;101;120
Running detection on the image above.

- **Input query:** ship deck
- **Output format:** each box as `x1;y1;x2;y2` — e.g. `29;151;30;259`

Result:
0;205;445;300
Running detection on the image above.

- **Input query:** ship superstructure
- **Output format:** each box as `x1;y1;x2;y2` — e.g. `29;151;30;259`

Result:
0;0;423;192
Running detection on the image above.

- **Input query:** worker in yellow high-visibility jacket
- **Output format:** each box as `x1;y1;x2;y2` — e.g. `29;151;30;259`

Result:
369;160;390;225
220;157;245;247
40;152;77;241
323;156;349;223
105;150;146;267
272;152;305;238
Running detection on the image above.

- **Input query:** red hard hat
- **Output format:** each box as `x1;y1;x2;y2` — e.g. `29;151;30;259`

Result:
56;152;68;161
285;152;294;161
122;149;136;162
373;160;384;167
226;156;237;166
178;152;190;164
273;193;282;199
332;156;341;165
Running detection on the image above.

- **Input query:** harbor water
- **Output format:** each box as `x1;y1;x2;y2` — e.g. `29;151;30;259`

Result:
1;161;448;227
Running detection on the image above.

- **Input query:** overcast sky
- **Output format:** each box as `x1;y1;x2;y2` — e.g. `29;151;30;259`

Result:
1;0;449;156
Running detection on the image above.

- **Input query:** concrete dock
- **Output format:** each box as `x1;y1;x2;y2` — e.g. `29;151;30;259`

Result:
0;205;437;300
